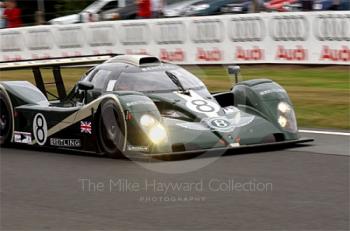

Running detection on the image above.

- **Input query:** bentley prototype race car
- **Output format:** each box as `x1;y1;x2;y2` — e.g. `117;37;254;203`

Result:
0;55;312;158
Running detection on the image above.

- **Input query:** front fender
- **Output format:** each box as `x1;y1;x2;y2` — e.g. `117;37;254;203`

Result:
112;91;172;154
232;79;298;140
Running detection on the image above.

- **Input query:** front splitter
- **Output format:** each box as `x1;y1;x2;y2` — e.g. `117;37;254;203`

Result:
125;137;314;161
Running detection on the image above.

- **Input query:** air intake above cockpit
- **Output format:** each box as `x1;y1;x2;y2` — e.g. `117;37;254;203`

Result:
105;55;161;67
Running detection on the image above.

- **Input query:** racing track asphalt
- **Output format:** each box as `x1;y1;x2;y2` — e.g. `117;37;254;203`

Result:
0;131;349;230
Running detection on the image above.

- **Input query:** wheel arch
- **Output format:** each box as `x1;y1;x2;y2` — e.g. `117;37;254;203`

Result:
95;94;128;154
0;83;15;143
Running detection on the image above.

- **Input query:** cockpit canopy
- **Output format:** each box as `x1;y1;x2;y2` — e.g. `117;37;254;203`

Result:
82;55;206;93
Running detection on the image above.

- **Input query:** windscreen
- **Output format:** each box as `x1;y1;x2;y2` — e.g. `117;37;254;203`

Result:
114;68;205;92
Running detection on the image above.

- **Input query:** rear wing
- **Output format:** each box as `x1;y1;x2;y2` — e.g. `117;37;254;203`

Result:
0;55;115;100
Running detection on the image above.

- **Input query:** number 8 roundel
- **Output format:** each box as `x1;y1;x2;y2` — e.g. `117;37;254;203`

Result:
33;113;48;146
187;99;220;114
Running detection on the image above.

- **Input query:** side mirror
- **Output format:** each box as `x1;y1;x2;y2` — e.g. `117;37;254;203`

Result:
77;81;94;104
227;65;240;84
77;81;94;91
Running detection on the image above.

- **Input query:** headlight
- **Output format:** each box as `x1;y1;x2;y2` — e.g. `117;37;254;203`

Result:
140;115;167;144
277;102;297;132
278;102;291;114
278;115;288;128
148;124;167;144
140;114;156;128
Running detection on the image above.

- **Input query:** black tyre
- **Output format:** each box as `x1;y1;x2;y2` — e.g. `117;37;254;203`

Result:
97;99;126;158
0;91;13;146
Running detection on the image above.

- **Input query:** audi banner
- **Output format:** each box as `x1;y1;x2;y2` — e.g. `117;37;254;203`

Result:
0;11;349;65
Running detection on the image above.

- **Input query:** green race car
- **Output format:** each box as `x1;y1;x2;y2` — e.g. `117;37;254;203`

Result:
0;55;312;158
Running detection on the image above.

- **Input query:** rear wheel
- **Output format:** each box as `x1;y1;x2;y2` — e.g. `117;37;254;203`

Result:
0;91;13;146
97;99;126;158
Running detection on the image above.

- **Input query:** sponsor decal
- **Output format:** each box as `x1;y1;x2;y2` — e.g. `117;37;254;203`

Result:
320;46;350;62
275;45;307;61
120;23;150;45
125;49;149;55
2;55;23;62
229;17;265;42
14;131;32;144
270;15;308;41
259;88;286;96
0;31;23;52
223;106;239;115
229;143;240;147
202;113;255;132
55;26;83;49
61;51;82;57
50;138;81;147
176;122;209;131
190;19;224;43
178;115;252;133
155;21;186;45
176;90;221;117
26;29;53;50
196;48;222;62
159;48;185;62
33;113;48;146
314;15;350;41
236;46;264;61
80;121;92;134
206;118;234;132
127;145;149;152
126;101;154;107
87;25;115;47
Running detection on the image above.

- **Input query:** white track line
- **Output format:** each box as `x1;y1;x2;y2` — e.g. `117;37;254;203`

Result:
299;129;350;136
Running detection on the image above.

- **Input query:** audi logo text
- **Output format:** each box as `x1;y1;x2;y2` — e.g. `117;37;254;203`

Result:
88;25;115;47
155;22;186;45
120;23;150;45
0;31;23;52
56;27;82;49
26;30;52;51
230;17;265;42
314;15;350;41
190;20;224;43
270;16;309;41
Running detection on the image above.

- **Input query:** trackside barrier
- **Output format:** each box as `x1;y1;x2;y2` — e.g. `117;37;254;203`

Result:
0;11;349;65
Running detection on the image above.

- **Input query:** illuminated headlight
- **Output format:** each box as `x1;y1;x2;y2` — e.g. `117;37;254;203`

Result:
278;115;288;128
278;102;291;114
140;115;167;144
148;124;167;144
140;114;156;128
277;102;297;132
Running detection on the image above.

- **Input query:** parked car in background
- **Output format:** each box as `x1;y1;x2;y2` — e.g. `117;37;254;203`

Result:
313;0;350;10
100;0;137;21
219;0;251;14
184;0;237;16
49;0;130;25
163;0;203;17
220;0;272;14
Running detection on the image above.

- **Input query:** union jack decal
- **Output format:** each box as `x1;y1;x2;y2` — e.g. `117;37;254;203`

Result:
80;121;92;134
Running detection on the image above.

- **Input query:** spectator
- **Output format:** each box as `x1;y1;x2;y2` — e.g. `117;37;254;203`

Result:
151;0;163;18
2;0;22;28
0;1;5;28
264;0;297;12
136;0;151;19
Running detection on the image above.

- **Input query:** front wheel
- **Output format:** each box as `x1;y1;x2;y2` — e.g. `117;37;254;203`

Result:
0;91;13;146
97;99;126;158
